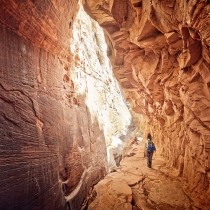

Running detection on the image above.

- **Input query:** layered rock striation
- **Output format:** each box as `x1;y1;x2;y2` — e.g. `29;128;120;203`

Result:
0;1;107;209
1;0;210;209
83;0;210;208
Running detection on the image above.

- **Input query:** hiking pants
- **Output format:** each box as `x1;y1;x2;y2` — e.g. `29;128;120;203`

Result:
147;151;154;168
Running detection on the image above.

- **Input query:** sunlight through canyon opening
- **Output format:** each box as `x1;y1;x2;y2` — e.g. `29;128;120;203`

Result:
0;1;210;209
69;4;132;171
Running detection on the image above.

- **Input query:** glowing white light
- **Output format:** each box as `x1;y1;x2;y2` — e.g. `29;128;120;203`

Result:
70;4;131;169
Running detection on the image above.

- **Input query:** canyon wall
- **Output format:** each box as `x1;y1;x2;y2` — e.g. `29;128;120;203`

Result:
69;5;132;172
83;0;210;208
0;1;108;209
1;0;210;209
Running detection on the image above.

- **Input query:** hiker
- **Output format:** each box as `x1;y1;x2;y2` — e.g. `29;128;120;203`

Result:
145;133;156;168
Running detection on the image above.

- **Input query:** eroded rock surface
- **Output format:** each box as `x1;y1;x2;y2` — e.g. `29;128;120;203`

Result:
88;143;195;210
83;0;210;207
0;1;108;209
1;0;210;209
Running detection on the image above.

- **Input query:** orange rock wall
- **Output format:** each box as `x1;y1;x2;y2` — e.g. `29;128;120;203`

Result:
83;0;210;208
0;1;107;209
1;0;210;209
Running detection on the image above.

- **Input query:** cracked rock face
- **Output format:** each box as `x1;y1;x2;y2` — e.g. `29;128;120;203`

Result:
88;144;193;210
83;0;210;208
1;0;210;209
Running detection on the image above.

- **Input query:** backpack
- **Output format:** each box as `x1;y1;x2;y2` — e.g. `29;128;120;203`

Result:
147;142;155;152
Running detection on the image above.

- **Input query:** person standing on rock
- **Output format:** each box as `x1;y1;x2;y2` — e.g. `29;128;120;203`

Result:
145;133;156;168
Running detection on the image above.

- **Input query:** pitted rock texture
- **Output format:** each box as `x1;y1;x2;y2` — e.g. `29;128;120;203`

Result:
83;0;210;208
0;0;77;57
0;1;107;210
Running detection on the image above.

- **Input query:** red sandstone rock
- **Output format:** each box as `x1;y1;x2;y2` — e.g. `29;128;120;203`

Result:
83;0;210;208
0;1;107;209
1;0;210;209
88;143;193;210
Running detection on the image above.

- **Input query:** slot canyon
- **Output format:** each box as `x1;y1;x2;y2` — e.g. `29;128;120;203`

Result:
0;0;210;210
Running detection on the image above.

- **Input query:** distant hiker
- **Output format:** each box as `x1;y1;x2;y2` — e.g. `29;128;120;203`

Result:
145;133;156;168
